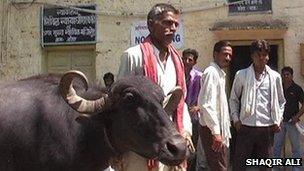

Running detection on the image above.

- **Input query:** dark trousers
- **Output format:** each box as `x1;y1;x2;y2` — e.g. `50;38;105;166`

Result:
233;125;274;171
187;118;199;171
199;125;228;171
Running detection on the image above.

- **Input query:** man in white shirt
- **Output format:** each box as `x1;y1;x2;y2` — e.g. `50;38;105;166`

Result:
197;41;232;171
229;39;286;171
118;3;192;171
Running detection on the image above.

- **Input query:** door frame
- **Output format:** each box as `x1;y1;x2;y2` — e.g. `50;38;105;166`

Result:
229;39;284;70
226;39;284;92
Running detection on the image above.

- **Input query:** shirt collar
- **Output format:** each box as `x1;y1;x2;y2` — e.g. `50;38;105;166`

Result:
211;62;226;77
251;64;271;75
189;67;197;77
152;44;171;59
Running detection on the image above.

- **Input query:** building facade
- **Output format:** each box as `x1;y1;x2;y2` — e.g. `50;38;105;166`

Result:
1;0;304;158
0;0;303;82
1;0;304;83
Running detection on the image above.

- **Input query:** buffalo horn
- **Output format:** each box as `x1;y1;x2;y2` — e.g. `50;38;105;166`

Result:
59;70;108;114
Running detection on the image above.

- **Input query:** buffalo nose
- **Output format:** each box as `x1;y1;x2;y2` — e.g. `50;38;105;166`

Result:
166;135;187;158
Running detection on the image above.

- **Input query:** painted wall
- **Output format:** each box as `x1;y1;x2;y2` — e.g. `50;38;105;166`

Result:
0;0;303;84
0;0;304;160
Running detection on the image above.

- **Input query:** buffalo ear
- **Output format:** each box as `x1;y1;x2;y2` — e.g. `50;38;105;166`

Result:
75;114;92;125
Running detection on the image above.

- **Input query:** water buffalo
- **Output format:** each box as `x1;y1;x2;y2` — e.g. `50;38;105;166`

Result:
0;70;187;171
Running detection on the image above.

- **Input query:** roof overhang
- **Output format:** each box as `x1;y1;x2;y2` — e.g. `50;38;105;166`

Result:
210;20;288;40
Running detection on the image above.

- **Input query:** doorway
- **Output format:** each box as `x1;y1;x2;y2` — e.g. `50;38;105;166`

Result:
229;45;278;83
227;40;283;163
228;40;284;89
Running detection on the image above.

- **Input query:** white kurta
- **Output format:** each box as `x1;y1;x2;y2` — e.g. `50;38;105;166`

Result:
229;64;286;126
117;44;192;171
197;62;231;147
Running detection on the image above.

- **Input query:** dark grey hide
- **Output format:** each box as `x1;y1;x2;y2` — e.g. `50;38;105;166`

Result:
0;73;187;171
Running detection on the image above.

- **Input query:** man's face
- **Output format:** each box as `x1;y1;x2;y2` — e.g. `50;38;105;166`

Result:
282;71;293;84
149;11;179;48
214;46;233;69
251;50;269;68
182;54;197;71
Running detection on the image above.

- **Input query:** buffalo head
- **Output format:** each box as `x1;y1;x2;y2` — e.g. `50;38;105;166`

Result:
59;70;188;165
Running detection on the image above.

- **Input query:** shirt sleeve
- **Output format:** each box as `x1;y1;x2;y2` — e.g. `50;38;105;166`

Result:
183;103;192;135
298;86;304;104
198;69;220;135
117;46;143;79
229;71;243;123
193;74;202;106
274;76;286;125
117;51;134;79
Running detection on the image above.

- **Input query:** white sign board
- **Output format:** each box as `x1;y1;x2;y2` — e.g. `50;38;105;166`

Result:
131;21;184;49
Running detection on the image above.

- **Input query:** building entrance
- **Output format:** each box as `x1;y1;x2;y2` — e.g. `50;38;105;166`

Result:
228;43;280;89
227;41;282;162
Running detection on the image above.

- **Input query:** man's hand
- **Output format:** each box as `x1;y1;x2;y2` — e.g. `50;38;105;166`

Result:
174;131;194;169
182;131;195;154
234;121;242;132
272;124;281;133
173;160;187;170
189;106;200;115
212;134;223;152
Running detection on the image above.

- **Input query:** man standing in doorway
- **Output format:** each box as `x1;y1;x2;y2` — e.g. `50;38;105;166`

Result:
103;72;115;92
182;48;207;171
118;3;192;171
198;41;232;171
273;66;304;171
229;39;286;171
